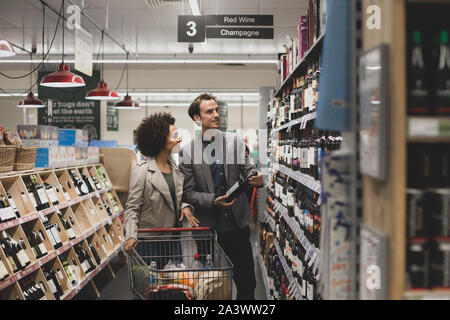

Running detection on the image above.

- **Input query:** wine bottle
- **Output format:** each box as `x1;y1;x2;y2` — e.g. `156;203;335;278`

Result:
0;233;23;272
58;184;70;202
15;237;31;268
2;230;31;269
41;216;62;249
42;180;59;206
37;281;48;300
58;213;76;240
225;171;258;202
22;176;39;210
89;171;102;190
61;259;78;286
409;29;429;114
88;243;101;265
436;29;450;114
69;169;88;196
0;256;10;281
21;280;30;300
0;195;16;222
43;268;64;300
74;244;94;274
27;227;48;259
6;193;20;219
43;267;61;300
30;175;50;210
80;172;95;193
103;201;113;216
107;193;120;212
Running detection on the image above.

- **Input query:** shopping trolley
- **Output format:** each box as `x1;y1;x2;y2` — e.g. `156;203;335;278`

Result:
128;227;233;300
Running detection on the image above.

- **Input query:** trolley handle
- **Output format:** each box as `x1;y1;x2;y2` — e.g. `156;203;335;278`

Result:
137;227;210;233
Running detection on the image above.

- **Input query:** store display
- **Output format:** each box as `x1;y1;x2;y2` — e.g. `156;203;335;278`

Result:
0;163;124;300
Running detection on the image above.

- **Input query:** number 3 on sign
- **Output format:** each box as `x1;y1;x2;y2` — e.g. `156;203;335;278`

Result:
186;21;197;37
178;15;205;43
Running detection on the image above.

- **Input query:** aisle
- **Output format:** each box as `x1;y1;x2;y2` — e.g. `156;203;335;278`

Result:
73;223;266;300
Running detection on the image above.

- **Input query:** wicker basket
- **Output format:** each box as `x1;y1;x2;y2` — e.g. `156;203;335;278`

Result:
0;145;17;173
14;147;37;171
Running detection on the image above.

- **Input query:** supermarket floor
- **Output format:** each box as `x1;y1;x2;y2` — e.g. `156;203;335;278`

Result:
73;223;266;300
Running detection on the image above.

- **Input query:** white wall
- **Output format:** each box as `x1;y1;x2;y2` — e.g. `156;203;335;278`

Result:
0;65;276;147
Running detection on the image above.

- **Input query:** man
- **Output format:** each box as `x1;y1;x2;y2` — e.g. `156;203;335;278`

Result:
179;93;264;300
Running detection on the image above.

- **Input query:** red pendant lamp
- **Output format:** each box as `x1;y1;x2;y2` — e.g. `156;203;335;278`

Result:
40;0;85;88
18;54;44;108
115;54;140;109
0;39;16;57
86;31;119;101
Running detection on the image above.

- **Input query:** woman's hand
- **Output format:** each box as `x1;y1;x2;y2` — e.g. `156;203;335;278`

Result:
179;207;199;227
124;239;138;255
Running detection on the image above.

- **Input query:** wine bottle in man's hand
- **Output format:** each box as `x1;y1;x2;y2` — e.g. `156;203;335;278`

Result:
225;171;259;203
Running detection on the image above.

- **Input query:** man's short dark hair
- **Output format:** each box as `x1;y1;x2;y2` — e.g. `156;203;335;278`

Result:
135;112;175;158
188;93;217;121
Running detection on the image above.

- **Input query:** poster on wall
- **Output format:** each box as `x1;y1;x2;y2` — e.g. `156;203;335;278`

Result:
106;102;119;131
37;70;101;141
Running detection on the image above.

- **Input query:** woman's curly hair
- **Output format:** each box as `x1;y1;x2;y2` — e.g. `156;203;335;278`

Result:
135;112;175;157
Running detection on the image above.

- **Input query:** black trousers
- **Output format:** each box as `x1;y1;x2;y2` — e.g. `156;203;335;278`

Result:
218;226;257;300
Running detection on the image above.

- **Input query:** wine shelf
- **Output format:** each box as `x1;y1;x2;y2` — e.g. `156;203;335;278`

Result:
272;199;320;270
273;163;321;194
256;252;273;300
62;245;122;300
273;33;325;100
272;112;317;133
264;210;276;232
0;209;123;293
273;239;302;300
0;163;125;300
0;187;113;232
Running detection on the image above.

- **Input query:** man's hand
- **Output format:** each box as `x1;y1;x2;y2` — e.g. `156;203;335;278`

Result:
214;195;237;208
179;206;199;227
124;239;138;255
248;170;263;187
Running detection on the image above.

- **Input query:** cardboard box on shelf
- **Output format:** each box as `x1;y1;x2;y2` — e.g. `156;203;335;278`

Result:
58;129;88;147
66;147;76;167
81;147;88;165
17;125;59;147
35;147;59;168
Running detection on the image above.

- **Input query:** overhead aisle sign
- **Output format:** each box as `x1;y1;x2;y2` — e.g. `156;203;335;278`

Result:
178;14;274;42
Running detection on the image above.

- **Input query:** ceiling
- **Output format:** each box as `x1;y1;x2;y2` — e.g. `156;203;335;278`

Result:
0;0;309;58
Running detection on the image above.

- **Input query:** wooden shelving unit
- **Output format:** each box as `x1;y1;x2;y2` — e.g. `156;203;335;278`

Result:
0;163;125;300
362;0;450;300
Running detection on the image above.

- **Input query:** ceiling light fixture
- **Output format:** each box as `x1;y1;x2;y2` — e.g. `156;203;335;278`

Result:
115;53;139;109
17;54;44;108
40;0;85;88
86;30;119;101
0;39;16;57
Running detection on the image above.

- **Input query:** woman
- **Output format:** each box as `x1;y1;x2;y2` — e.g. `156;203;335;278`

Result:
123;112;199;266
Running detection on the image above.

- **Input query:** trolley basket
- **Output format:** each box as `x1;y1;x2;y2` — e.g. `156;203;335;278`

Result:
128;227;233;300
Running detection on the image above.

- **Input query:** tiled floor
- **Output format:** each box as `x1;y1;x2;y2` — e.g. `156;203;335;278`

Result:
73;223;267;300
